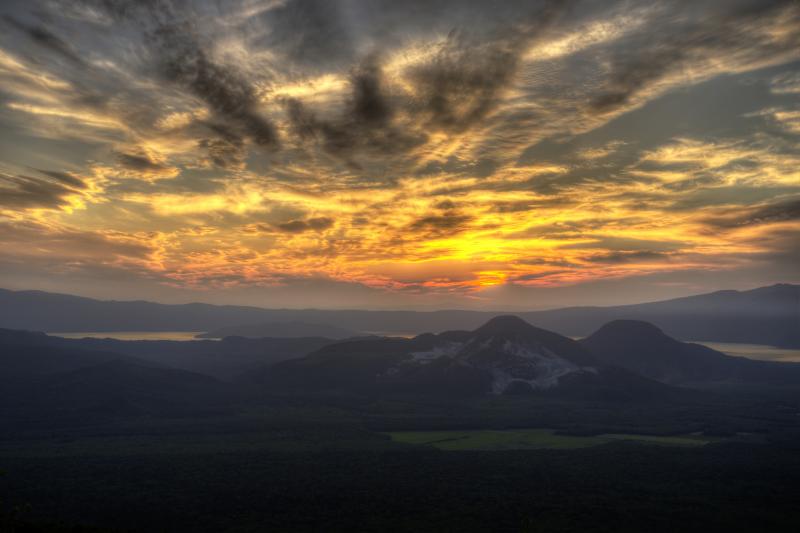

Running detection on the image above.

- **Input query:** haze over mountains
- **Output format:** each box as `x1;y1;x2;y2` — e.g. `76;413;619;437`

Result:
1;284;797;347
4;314;800;407
196;322;360;339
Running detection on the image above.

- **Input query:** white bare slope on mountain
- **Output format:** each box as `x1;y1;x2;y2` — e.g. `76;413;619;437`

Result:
402;318;598;393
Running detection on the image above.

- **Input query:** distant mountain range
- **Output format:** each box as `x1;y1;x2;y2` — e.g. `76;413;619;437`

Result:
527;283;800;348
1;283;797;346
4;314;800;429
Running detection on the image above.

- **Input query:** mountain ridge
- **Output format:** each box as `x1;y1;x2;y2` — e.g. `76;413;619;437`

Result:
1;283;797;347
260;315;670;399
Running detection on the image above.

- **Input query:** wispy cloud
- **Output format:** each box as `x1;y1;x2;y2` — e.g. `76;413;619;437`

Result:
0;0;798;305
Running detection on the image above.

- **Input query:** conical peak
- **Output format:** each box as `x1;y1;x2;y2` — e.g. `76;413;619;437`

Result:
474;315;535;336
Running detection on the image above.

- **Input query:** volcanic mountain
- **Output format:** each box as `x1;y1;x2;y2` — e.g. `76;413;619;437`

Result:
260;316;668;399
581;320;800;386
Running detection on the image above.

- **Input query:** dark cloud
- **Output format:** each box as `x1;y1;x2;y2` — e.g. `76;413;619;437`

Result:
434;199;457;210
0;173;81;209
660;174;721;193
76;0;278;151
590;0;799;113
409;213;473;235
407;2;565;132
275;217;335;233
740;226;800;271
559;235;686;252
515;256;577;267
3;15;86;66
195;122;247;169
584;250;671;264
633;160;701;173
197;137;245;169
258;0;567;72
115;151;170;172
408;31;521;132
491;197;572;214
281;2;566;159
71;0;180;23
284;57;424;159
507;220;615;240
510;269;571;282
259;0;355;70
666;186;800;212
0;219;153;260
33;169;87;189
154;23;279;149
704;199;800;229
285;98;318;141
350;57;393;126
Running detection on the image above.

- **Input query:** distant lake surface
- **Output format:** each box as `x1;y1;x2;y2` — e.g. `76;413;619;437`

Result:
362;331;419;338
694;342;800;363
49;331;205;341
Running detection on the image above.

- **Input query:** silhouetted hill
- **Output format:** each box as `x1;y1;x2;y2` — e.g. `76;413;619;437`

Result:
196;321;360;339
581;320;800;386
0;328;333;380
0;330;239;427
1;283;797;346
0;328;155;383
259;316;670;400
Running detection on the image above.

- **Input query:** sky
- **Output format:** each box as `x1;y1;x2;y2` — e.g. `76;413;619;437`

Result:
0;0;798;310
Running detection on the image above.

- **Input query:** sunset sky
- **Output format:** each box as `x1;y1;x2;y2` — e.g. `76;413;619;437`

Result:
0;0;798;309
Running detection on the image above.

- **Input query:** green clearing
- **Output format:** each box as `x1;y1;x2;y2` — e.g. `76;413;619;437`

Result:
387;428;715;450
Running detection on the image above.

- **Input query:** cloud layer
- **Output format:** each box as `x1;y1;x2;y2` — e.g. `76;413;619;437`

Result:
0;0;798;307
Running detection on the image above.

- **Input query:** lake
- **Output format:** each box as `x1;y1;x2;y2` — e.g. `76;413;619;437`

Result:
49;331;205;341
694;341;800;363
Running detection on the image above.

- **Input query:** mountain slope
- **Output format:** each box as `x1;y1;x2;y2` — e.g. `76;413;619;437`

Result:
0;328;333;380
260;316;669;399
0;328;155;383
0;330;238;426
581;320;800;386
